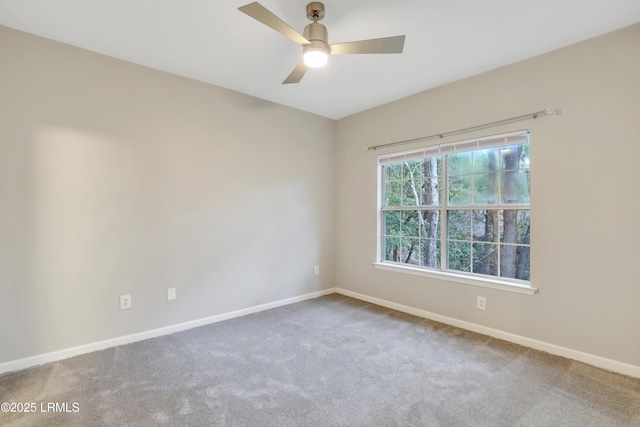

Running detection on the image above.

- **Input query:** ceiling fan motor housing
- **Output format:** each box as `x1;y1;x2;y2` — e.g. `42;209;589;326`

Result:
303;22;330;56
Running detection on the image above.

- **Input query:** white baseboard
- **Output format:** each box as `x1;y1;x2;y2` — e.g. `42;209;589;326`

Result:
335;288;640;379
0;288;337;375
3;287;638;379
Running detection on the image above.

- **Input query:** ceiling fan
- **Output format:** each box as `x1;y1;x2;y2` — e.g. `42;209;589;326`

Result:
238;1;406;84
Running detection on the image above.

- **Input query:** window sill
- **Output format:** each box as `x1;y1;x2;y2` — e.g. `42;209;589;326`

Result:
372;262;538;295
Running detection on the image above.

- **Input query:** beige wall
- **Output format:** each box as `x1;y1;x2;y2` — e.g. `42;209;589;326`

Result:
335;24;640;367
1;22;639;370
0;26;336;363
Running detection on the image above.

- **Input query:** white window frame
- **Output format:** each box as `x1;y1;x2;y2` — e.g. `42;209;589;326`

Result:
374;130;537;295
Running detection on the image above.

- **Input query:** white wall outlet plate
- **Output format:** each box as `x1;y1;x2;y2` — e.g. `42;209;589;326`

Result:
120;294;132;310
477;296;487;311
314;265;320;275
167;288;176;301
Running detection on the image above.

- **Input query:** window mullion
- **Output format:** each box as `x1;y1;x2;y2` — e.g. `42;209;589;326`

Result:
382;206;433;211
440;155;448;270
497;234;501;278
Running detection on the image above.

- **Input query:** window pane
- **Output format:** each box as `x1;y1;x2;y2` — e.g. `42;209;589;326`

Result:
497;209;531;244
384;181;402;207
402;177;422;206
402;238;420;265
501;210;520;244
400;211;420;237
473;243;498;277
402;161;423;206
500;244;519;278
448;151;472;175
473;172;500;205
501;170;529;204
515;246;530;281
473;147;500;173
420;239;441;268
499;145;525;170
448;175;472;205
384;236;401;262
422;176;441;207
447;210;471;241
520;144;530;168
385;236;418;264
472;210;500;242
384;163;403;182
517;210;531;244
384;211;401;236
448;241;471;272
423;156;441;177
421;210;441;239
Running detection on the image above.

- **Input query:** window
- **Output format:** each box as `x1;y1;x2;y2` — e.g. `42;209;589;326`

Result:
378;130;531;289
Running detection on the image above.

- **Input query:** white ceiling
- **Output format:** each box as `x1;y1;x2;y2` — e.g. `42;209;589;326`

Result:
1;0;639;119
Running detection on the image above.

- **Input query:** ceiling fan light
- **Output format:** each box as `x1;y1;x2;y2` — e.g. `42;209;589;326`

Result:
303;49;328;68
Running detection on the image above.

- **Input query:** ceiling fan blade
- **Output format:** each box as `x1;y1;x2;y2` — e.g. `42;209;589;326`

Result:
238;2;310;46
282;61;308;84
330;35;406;55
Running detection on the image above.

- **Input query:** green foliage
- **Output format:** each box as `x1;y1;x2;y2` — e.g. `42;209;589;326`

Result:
448;241;470;272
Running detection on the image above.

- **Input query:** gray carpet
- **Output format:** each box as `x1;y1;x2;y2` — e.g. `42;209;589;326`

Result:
1;294;639;426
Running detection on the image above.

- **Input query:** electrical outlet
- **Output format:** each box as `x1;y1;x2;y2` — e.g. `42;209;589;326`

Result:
477;296;487;311
167;288;176;301
120;294;132;310
314;265;320;275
